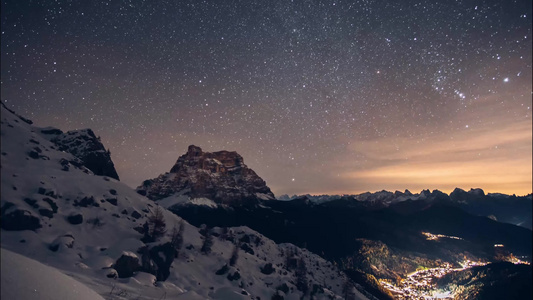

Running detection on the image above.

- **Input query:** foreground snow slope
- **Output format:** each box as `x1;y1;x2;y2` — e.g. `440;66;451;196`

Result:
1;248;105;300
0;105;367;299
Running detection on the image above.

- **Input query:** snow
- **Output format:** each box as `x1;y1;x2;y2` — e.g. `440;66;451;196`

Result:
121;251;138;259
0;105;368;300
256;192;275;201
1;248;105;300
190;197;219;208
158;192;220;209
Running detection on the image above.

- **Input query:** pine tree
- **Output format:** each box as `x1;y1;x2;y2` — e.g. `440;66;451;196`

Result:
171;220;185;258
229;242;240;266
295;257;309;297
200;227;214;255
141;221;151;243
146;205;166;242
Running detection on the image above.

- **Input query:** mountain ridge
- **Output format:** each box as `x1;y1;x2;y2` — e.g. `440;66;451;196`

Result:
0;103;364;299
137;144;275;206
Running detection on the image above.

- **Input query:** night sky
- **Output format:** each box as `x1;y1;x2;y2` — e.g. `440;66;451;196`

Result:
2;0;531;196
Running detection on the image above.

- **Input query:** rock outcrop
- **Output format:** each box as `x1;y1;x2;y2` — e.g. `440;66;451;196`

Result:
137;145;274;206
43;128;120;180
0;203;42;231
114;252;141;278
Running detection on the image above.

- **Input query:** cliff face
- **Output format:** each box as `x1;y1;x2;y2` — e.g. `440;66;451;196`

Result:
137;145;274;206
43;128;120;180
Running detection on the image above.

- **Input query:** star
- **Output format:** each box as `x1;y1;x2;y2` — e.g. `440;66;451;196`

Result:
1;0;531;195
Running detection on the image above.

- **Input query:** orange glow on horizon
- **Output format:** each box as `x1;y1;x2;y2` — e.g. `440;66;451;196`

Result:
335;119;533;196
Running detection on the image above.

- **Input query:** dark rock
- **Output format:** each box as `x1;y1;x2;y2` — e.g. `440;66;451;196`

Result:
23;198;39;209
131;210;142;219
227;271;241;281
133;226;144;234
68;158;84;168
121;209;128;215
216;264;230;275
105;198;118;206
260;263;275;275
42;197;58;213
39;208;54;218
277;283;290;294
59;158;70;171
50;129;120;180
49;234;75;252
28;150;40;159
109;189;117;195
74;196;98;207
67;213;83;225
114;252;141;278
106;269;118;278
1;202;15;215
0;207;42;231
37;187;57;199
240;234;251;243
240;243;254;255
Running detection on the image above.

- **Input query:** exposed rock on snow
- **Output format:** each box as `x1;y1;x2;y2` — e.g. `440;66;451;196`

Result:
114;251;141;278
0;204;42;231
0;104;364;299
41;127;120;180
67;213;83;225
48;234;75;252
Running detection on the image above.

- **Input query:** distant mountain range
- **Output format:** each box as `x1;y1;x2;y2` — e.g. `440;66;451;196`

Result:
136;141;531;299
278;189;532;230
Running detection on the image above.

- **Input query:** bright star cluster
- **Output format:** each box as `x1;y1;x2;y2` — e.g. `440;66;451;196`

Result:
1;0;531;195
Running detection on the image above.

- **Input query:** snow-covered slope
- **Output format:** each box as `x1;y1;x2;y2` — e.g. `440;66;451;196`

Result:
1;248;105;300
0;105;366;299
47;127;120;180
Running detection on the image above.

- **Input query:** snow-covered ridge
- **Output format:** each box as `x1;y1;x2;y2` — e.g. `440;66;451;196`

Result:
43;127;120;180
0;104;366;299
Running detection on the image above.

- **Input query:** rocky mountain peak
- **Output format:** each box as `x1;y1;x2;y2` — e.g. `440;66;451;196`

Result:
468;188;485;196
45;128;120;180
138;145;275;206
170;145;245;174
186;144;203;157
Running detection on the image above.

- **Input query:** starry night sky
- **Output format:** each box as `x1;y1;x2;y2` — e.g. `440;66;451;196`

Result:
2;0;532;196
